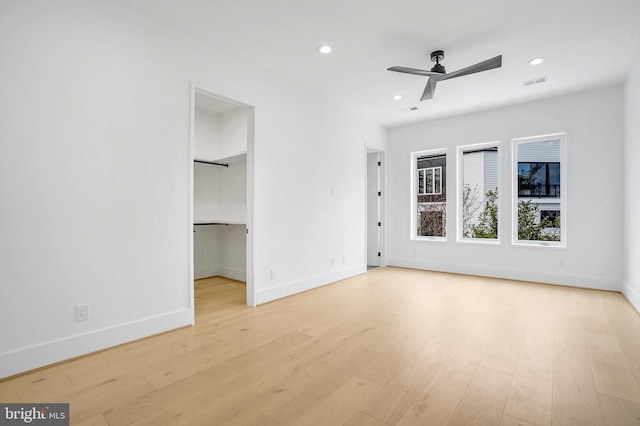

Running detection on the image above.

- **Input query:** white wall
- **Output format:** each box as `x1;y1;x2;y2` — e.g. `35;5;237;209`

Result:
218;108;249;160
193;103;248;162
387;85;625;291
193;108;220;161
253;103;379;303
624;57;640;312
193;224;246;281
193;225;221;279
218;225;247;282
0;0;383;378
193;158;247;223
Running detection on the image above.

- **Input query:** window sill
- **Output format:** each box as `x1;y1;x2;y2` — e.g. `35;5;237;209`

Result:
411;236;448;242
512;240;566;249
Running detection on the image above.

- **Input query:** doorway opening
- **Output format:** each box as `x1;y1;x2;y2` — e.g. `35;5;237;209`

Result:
366;148;383;269
190;86;255;315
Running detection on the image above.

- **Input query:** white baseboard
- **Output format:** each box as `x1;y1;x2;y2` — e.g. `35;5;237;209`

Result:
195;266;220;280
219;266;246;282
387;257;622;291
622;281;640;313
195;266;245;282
256;264;367;305
0;309;193;379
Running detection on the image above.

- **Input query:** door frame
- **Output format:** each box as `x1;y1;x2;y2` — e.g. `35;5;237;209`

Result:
189;84;256;319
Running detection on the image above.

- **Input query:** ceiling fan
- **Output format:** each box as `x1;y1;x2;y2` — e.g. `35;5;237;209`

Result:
388;50;502;101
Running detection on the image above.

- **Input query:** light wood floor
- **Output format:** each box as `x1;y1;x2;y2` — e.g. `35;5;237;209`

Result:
2;267;640;425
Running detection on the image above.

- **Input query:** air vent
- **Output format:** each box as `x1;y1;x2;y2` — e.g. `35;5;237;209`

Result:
523;76;548;86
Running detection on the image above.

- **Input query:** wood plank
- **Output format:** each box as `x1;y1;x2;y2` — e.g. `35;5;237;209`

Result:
396;380;465;426
62;373;156;424
433;334;486;391
132;386;269;426
358;332;453;387
503;301;554;426
103;331;310;425
250;347;381;425
343;411;388;426
290;376;381;426
72;414;109;426
433;353;480;391
598;392;640;425
601;301;640;379
360;360;436;424
588;334;640;402
552;341;603;426
448;366;513;426
144;339;243;389
499;414;537;426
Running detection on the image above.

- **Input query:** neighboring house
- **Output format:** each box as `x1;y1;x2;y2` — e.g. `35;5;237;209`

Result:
416;153;446;237
462;147;498;236
516;140;561;233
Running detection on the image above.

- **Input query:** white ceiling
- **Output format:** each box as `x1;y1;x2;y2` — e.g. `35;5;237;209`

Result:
117;0;640;128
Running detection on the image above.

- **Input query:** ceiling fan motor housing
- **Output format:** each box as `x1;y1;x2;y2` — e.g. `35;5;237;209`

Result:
430;50;446;73
430;63;446;73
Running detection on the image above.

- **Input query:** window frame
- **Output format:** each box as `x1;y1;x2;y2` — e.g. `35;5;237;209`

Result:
411;149;447;241
417;166;442;195
511;133;567;248
456;141;501;244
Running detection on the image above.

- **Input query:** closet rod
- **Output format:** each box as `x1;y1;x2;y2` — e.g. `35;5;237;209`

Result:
193;222;229;232
194;159;229;167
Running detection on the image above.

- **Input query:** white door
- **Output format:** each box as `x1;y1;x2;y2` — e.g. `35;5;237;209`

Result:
366;151;381;267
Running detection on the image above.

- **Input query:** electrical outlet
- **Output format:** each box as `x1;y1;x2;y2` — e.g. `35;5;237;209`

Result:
76;304;89;321
331;257;335;265
270;269;276;280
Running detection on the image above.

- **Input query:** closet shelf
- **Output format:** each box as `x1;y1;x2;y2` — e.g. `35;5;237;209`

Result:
194;220;246;226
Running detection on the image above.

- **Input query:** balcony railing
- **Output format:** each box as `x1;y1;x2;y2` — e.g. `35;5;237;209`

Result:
518;183;560;198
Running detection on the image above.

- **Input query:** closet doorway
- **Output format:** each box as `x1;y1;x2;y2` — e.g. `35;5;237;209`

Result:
190;86;255;309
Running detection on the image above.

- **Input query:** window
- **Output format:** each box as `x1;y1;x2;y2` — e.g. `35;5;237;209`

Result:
540;210;560;221
418;167;442;195
517;162;560;197
413;150;447;238
513;134;565;246
458;143;500;241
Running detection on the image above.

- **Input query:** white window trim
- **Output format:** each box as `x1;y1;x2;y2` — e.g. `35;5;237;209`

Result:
511;133;567;248
411;149;447;241
417;166;442;195
456;141;501;244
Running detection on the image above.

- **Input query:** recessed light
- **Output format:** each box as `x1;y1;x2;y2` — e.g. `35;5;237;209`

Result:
528;57;545;65
393;95;402;101
317;45;332;54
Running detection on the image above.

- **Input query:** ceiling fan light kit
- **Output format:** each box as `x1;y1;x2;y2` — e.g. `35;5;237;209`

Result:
388;50;503;101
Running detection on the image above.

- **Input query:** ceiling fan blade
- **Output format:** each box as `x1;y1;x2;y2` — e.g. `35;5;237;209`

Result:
441;55;502;81
420;77;439;101
387;66;443;77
